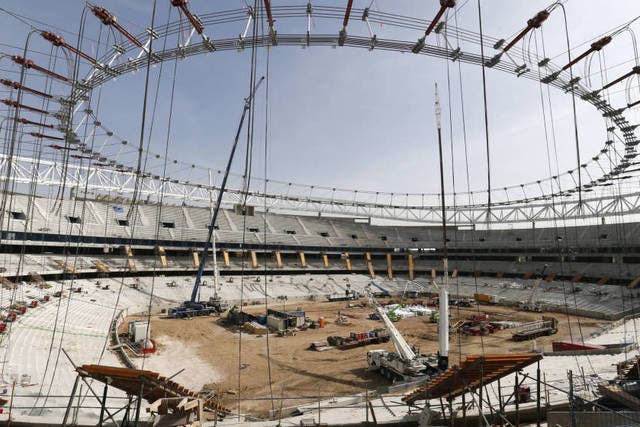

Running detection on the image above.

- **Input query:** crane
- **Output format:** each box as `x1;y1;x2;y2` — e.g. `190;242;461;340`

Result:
519;264;549;312
170;77;264;318
366;296;436;381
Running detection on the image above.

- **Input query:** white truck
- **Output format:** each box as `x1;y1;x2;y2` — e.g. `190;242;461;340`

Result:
366;303;437;381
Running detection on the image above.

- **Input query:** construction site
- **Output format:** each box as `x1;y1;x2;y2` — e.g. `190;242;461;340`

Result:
126;294;598;418
3;0;640;425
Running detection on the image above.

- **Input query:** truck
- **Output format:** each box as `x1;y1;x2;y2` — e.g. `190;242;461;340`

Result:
169;302;215;319
207;295;229;313
366;301;437;381
327;329;390;349
512;316;558;341
474;293;504;305
327;290;362;302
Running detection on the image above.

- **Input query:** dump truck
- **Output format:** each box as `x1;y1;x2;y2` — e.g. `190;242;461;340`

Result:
512;317;558;341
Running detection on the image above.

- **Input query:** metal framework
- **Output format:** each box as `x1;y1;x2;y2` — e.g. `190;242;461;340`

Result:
4;153;640;225
2;4;640;226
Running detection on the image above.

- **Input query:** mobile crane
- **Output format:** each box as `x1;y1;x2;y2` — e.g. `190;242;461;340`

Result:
518;264;549;312
170;77;264;319
366;298;437;381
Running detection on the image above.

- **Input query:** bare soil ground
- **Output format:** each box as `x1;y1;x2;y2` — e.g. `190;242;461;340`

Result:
132;299;607;417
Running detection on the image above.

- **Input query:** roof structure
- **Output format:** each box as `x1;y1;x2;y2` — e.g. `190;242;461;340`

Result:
403;354;543;404
76;364;230;418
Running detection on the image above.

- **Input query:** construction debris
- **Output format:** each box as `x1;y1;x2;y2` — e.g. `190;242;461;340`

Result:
243;321;267;335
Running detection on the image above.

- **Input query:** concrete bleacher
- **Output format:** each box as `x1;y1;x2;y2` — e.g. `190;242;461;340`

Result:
4;193;640;286
5;193;640;251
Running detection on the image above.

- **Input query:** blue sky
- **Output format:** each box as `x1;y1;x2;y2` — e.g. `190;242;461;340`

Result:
0;0;639;201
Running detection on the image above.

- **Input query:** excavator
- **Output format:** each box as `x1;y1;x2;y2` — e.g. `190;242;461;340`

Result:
366;298;437;381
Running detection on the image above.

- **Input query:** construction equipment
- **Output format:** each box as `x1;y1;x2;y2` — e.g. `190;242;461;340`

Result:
326;289;362;302
170;78;263;320
366;299;437;381
429;311;439;323
473;293;504;305
512;316;558;341
327;329;390;349
518;264;548;312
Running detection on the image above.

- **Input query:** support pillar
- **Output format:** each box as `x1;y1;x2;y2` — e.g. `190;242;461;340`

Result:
462;392;467;426
322;254;330;268
158;246;168;268
366;252;375;278
497;378;503;416
536;361;541;427
124;245;136;272
98;383;108;425
299;251;307;268
134;378;144;427
386;253;393;279
192;251;199;268
344;252;352;271
275;250;283;268
62;376;80;427
222;250;230;267
250;250;259;268
515;371;520;426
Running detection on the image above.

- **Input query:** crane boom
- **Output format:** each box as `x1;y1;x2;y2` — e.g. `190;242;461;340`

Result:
190;76;265;303
526;264;549;306
374;305;416;362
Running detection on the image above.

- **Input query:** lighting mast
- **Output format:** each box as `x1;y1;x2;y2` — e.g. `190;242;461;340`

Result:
435;83;449;370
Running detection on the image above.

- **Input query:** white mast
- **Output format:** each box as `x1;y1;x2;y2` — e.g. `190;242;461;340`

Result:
209;169;220;295
435;83;449;370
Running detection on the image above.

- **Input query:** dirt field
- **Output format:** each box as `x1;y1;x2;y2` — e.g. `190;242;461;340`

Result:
133;299;608;417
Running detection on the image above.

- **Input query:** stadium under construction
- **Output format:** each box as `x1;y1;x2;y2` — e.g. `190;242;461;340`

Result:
1;1;640;426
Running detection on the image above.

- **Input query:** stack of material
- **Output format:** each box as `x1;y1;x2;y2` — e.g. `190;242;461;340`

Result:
384;304;432;319
309;341;334;351
406;305;432;316
244;321;267;335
